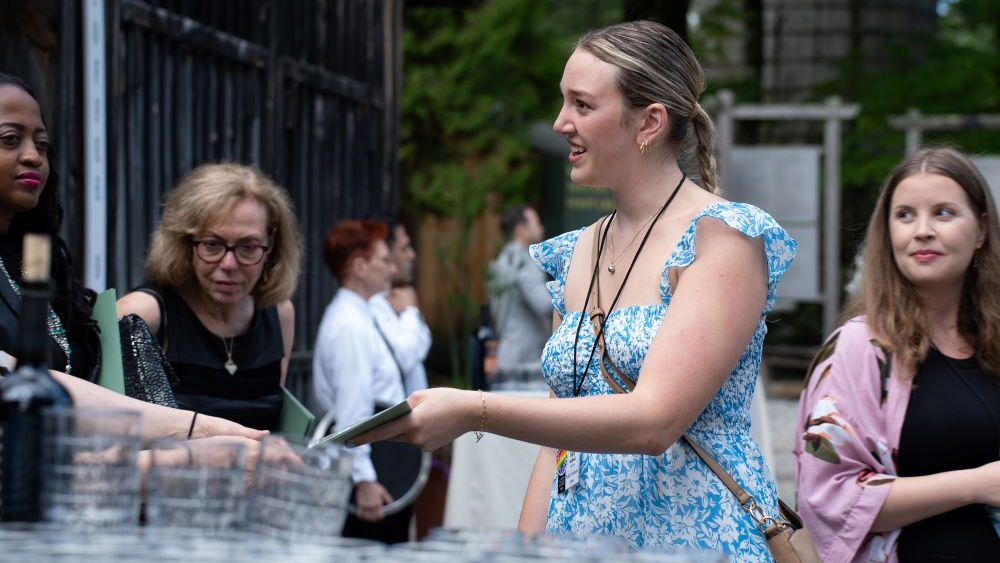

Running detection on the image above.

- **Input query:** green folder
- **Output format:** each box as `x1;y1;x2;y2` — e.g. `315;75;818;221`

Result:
93;288;125;394
92;287;313;437
278;387;315;438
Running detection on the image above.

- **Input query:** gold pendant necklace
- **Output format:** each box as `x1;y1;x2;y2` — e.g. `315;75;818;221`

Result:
222;336;237;375
606;211;658;274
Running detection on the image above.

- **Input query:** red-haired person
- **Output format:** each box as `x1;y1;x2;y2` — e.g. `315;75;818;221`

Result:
312;220;403;535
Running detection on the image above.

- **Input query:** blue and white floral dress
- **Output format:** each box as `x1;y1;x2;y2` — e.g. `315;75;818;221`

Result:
528;202;796;561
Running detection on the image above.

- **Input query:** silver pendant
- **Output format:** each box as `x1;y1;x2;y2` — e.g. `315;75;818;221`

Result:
607;264;615;274
224;358;238;375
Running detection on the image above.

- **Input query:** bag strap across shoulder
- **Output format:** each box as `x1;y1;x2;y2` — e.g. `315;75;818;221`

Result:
584;221;818;562
681;434;795;537
372;317;408;394
680;435;753;506
683;434;819;562
582;227;794;535
587;217;636;394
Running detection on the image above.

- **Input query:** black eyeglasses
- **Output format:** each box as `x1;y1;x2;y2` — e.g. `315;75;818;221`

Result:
192;239;270;266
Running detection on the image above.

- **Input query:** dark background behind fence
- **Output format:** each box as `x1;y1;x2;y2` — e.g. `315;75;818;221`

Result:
1;0;402;401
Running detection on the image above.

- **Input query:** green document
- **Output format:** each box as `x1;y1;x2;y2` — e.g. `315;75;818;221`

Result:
279;387;315;438
93;288;125;394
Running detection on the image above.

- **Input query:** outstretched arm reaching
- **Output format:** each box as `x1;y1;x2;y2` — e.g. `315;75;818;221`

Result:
2;350;268;444
354;220;768;456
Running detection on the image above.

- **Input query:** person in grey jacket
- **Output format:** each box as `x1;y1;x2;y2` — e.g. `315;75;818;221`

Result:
488;206;552;385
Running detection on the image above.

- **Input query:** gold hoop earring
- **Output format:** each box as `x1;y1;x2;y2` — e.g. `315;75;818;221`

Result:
639;140;650;154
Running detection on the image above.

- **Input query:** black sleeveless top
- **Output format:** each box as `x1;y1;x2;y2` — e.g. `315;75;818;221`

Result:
897;348;1000;561
138;283;284;431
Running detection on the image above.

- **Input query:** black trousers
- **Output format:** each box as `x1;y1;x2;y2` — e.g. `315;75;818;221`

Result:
341;494;412;544
340;414;422;544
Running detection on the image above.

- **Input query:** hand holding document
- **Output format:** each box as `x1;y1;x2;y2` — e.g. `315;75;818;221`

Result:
310;400;412;448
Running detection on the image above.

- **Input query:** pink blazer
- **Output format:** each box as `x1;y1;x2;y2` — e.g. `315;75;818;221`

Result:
794;316;913;562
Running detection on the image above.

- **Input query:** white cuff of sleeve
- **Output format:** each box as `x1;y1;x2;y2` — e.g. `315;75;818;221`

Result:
350;448;377;484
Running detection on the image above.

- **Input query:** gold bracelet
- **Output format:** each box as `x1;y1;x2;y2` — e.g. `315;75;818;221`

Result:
475;390;486;443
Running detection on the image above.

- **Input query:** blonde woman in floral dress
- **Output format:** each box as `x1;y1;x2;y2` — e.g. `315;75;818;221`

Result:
356;21;796;561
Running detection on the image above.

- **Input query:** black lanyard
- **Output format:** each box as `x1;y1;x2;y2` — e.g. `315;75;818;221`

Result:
373;317;408;395
571;174;685;397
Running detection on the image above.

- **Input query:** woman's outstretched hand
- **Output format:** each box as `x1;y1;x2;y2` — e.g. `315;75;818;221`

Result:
351;388;478;451
191;412;270;441
191;435;263;486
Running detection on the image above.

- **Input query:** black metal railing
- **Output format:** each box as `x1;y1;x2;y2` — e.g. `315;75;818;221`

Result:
0;0;402;401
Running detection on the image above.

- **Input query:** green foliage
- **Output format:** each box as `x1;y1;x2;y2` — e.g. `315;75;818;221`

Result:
944;0;999;51
401;0;564;222
813;27;1000;260
402;0;563;386
688;0;742;65
689;0;763;104
765;0;1000;362
401;0;619;386
402;0;625;222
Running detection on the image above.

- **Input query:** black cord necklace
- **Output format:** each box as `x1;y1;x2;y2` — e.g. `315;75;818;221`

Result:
571;174;686;397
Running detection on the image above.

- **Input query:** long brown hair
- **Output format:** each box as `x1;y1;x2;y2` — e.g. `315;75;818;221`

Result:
844;147;1000;376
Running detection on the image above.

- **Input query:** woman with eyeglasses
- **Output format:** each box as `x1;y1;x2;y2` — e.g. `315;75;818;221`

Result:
117;163;302;430
0;73;268;444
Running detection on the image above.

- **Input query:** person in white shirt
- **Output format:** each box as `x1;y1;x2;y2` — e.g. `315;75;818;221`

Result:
312;219;400;525
369;218;430;395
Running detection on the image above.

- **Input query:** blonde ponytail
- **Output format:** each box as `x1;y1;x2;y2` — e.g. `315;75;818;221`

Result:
691;105;718;194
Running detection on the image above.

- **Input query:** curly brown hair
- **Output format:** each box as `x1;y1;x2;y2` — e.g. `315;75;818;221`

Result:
145;163;302;306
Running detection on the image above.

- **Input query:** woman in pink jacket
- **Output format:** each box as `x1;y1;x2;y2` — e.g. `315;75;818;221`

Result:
795;147;1000;562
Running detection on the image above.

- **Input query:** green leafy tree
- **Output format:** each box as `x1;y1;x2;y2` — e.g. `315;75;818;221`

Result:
401;0;565;386
767;0;1000;353
817;17;1000;270
402;1;726;385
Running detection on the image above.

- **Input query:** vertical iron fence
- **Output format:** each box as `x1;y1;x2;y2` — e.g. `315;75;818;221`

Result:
1;0;400;399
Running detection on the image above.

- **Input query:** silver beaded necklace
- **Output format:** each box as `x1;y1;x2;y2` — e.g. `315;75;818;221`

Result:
0;254;73;374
